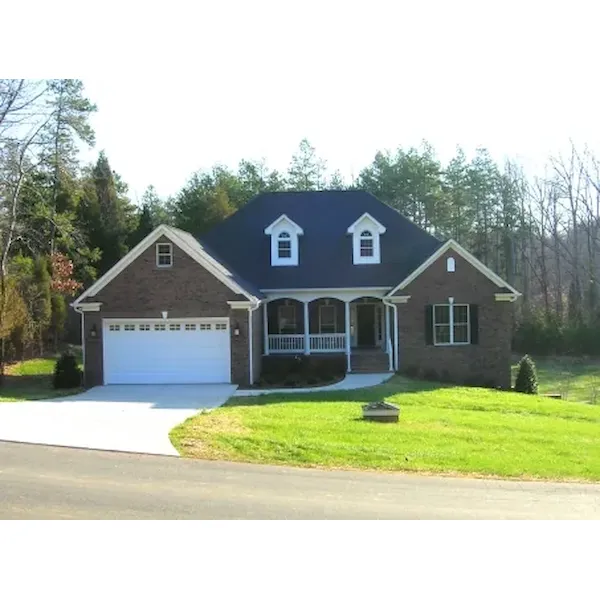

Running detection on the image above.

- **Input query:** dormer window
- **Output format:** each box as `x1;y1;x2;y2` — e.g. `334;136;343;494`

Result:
360;231;374;257
277;232;292;259
347;213;386;265
265;214;304;266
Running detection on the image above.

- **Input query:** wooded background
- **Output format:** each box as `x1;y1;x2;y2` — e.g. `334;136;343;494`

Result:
2;78;598;379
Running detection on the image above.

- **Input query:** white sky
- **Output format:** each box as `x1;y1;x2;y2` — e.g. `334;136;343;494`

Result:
11;0;599;202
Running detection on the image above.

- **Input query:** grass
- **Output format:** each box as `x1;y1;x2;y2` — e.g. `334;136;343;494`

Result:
171;361;600;481
1;352;83;402
519;355;600;404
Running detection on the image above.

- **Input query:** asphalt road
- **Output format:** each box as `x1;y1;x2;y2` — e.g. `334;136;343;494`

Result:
0;441;598;519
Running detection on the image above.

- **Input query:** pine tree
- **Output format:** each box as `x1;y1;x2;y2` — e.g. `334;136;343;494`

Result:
514;355;538;394
287;139;326;190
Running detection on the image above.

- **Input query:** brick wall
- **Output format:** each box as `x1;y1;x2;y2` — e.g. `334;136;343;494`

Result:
397;250;514;389
83;236;253;386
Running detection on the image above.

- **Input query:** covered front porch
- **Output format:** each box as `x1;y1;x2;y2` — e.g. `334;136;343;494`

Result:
262;295;394;371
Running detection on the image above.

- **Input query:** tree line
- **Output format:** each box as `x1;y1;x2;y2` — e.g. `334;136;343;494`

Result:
2;79;598;381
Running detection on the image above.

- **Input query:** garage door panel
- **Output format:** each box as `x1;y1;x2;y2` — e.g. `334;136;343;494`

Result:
103;319;231;384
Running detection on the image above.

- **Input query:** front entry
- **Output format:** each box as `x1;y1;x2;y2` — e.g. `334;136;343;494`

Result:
356;304;376;347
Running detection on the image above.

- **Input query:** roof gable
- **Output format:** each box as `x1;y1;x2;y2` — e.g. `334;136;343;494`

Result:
386;239;521;297
346;212;386;234
73;225;261;306
264;214;304;235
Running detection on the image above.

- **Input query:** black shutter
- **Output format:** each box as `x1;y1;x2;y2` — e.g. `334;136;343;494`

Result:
470;304;479;344
425;305;434;345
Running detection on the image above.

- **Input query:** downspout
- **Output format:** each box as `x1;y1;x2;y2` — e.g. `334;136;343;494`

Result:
247;300;262;386
72;304;85;387
382;298;398;372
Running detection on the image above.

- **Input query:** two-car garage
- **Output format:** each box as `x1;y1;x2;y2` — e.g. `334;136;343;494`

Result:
102;319;231;385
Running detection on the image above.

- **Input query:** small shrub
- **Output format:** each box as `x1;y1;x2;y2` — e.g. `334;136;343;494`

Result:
53;352;82;389
423;367;438;382
514;354;538;394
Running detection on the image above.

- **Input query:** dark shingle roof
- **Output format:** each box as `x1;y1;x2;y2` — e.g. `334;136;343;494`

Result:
200;190;443;290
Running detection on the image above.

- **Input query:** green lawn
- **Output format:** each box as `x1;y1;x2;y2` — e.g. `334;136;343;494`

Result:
522;355;600;404
1;352;83;402
171;365;600;481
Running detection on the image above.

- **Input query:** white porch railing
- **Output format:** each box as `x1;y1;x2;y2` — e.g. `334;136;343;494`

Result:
309;333;346;352
268;334;304;353
267;334;346;353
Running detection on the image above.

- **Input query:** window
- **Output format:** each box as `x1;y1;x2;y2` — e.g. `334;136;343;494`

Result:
200;323;212;331
319;304;336;334
109;324;120;331
169;323;181;331
154;323;166;331
215;323;227;330
434;303;470;345
359;231;374;257
447;256;456;272
347;213;385;264
277;232;292;259
139;324;151;331
185;323;196;331
278;304;297;334
124;324;135;331
156;243;173;267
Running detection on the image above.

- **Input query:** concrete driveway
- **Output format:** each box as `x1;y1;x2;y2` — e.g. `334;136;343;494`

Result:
0;385;236;456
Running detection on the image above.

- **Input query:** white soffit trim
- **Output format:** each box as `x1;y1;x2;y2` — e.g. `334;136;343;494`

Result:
264;214;304;235
346;212;387;234
388;295;411;303
73;225;257;305
260;287;391;293
387;239;522;297
73;302;102;312
228;300;259;309
495;293;519;302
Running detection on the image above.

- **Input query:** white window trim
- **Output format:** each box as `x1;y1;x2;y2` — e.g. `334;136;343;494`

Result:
156;242;173;268
433;302;471;346
277;231;293;260
265;214;303;267
278;304;297;334
318;304;337;334
353;228;380;264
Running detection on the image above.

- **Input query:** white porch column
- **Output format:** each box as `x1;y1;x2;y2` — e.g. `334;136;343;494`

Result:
263;302;269;355
304;301;310;355
386;305;393;371
345;301;351;372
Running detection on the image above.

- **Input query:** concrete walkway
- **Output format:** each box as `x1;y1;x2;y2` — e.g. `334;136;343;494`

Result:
0;384;236;456
234;372;393;396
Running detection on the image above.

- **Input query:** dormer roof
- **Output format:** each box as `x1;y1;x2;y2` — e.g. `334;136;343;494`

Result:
264;214;304;236
346;212;387;234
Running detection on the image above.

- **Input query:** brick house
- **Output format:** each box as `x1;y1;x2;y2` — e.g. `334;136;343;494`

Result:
73;190;520;389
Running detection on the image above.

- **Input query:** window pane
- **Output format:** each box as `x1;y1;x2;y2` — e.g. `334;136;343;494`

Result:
360;230;373;237
360;239;373;256
278;240;291;258
279;306;296;332
454;305;468;324
454;324;469;343
434;305;450;324
158;255;172;265
434;324;450;344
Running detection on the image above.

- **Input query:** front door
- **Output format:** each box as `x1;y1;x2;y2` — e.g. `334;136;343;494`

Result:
357;304;375;347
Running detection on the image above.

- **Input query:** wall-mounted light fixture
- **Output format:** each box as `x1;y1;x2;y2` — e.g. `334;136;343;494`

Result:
89;324;98;338
233;322;240;336
161;311;168;320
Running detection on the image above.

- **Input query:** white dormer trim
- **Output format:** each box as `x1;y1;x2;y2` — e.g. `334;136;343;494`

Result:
264;214;304;267
346;213;386;265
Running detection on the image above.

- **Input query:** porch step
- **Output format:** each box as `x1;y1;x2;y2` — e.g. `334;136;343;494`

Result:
350;350;390;373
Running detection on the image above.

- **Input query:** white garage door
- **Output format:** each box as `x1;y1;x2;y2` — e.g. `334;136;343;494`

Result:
103;319;231;384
